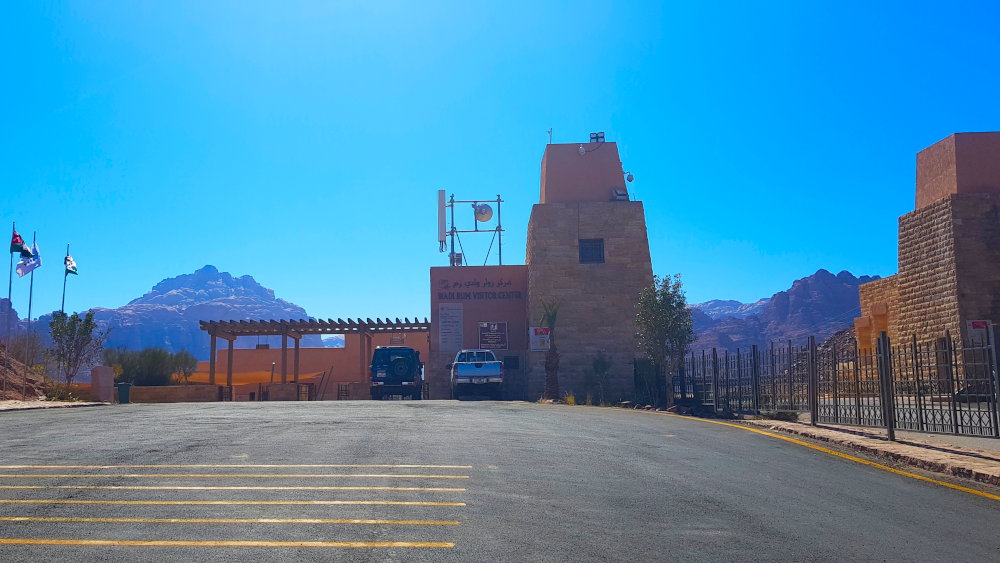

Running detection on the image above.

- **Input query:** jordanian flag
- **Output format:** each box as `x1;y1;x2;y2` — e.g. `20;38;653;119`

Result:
16;242;41;277
65;254;78;275
10;230;30;257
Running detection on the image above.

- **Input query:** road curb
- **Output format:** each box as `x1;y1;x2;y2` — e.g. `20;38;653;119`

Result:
0;402;111;413
741;419;1000;488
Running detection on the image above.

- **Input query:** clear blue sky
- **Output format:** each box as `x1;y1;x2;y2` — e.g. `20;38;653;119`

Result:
3;1;999;320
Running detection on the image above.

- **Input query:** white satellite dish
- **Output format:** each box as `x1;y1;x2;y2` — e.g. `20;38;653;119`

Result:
474;203;493;222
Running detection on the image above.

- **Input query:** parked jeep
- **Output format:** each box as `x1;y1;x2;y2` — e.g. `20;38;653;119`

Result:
370;346;424;400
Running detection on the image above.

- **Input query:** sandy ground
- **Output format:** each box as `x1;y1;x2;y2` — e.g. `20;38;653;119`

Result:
0;399;107;411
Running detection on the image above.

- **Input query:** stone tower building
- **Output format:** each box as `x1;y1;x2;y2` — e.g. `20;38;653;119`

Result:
525;141;654;400
856;132;1000;347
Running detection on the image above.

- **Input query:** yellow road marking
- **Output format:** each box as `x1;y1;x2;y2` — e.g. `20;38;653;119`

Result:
0;473;469;479
655;412;1000;502
0;539;454;548
0;500;465;506
0;464;472;469
0;517;459;525
0;485;465;492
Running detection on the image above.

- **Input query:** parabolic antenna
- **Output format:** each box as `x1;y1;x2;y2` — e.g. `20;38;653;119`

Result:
474;203;493;222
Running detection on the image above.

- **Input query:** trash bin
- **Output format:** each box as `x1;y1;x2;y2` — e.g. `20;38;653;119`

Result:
116;382;132;404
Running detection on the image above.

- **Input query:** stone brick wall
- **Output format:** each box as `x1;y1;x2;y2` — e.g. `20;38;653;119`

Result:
526;200;653;401
895;197;961;342
951;193;1000;340
857;275;899;348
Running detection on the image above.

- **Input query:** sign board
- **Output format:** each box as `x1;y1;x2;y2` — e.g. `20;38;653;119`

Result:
966;320;994;345
478;322;508;350
438;303;464;352
529;327;550;351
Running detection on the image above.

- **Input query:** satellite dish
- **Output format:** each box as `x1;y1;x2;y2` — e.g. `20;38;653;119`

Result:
474;203;493;222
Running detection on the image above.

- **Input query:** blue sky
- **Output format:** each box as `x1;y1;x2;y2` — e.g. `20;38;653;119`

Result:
2;1;999;320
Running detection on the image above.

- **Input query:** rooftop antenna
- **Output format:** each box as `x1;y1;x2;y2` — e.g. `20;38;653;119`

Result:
437;190;504;266
547;128;553;144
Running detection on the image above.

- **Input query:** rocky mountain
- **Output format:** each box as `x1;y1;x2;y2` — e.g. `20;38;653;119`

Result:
690;298;770;319
84;265;321;360
690;269;877;352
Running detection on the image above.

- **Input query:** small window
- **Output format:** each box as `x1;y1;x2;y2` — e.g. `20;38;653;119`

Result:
579;239;605;264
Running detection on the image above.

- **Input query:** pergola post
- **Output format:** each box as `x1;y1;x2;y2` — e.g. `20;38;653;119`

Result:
294;337;300;383
209;334;217;385
226;338;234;388
281;333;288;384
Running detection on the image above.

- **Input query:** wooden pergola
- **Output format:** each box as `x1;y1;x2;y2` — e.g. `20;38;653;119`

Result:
199;317;431;386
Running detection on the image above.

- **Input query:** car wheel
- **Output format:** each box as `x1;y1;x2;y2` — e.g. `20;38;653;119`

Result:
412;388;422;400
390;358;412;378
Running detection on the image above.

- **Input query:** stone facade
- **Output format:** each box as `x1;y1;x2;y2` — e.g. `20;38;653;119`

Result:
858;132;1000;345
525;200;653;401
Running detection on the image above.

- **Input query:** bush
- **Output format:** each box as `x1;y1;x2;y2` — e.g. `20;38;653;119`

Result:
756;411;800;422
42;379;81;402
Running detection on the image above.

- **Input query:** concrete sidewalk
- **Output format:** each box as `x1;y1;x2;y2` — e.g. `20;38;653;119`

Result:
742;418;1000;487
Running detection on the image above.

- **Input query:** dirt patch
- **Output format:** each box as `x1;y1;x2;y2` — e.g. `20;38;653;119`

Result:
0;344;45;401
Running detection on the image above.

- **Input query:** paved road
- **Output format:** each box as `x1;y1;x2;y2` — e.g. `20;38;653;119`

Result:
0;401;997;562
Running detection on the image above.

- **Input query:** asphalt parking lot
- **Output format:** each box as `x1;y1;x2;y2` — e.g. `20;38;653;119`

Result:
0;401;998;562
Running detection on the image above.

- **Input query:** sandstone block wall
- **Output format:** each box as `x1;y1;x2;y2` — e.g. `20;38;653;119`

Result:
894;196;961;342
526;200;653;401
121;385;221;403
952;193;1000;338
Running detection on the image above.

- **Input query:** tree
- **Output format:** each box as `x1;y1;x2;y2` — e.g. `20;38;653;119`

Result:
635;274;695;407
103;347;175;386
172;350;198;384
49;311;107;385
539;300;561;400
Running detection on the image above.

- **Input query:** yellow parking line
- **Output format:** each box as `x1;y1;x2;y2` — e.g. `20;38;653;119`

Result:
0;473;469;479
0;500;465;506
655;412;1000;502
0;539;454;548
0;485;465;492
0;464;472;469
0;517;459;525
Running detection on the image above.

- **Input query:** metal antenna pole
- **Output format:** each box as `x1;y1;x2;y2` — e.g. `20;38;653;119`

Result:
449;194;456;266
496;194;503;265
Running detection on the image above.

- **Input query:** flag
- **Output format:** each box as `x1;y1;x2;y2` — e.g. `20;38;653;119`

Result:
10;230;27;255
16;243;41;277
65;254;78;275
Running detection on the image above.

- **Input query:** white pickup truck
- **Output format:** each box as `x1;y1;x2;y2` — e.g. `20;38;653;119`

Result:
448;349;504;400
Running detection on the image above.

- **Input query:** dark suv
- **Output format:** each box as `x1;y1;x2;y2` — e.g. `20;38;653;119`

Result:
370;346;424;400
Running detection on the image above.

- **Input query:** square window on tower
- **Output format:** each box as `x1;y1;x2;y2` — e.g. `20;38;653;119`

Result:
579;239;605;264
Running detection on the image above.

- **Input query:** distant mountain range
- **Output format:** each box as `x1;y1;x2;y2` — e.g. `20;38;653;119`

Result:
688;269;877;352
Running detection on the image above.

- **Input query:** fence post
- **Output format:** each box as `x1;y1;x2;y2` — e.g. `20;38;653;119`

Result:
988;325;1000;438
711;348;720;413
808;336;818;426
751;344;761;413
877;331;896;441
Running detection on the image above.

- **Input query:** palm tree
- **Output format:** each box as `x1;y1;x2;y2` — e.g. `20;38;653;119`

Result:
540;300;561;400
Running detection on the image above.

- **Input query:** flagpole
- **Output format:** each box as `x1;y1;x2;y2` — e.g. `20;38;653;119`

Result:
6;222;13;345
22;232;35;398
61;243;69;314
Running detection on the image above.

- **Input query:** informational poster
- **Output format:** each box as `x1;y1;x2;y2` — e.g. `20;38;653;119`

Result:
529;327;550;351
478;322;508;350
966;320;994;345
439;303;464;352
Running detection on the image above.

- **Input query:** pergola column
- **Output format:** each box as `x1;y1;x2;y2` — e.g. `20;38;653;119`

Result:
208;334;217;385
281;333;288;384
226;338;234;388
294;337;300;383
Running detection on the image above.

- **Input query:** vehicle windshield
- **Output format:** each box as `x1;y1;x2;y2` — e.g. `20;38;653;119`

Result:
457;351;495;363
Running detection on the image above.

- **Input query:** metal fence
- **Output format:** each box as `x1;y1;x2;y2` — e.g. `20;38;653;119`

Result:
675;330;1000;439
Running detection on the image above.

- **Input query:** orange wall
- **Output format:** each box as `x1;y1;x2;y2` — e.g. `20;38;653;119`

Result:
195;331;430;385
540;142;627;204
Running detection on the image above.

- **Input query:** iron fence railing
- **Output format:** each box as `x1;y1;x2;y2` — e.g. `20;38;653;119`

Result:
675;330;1000;439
